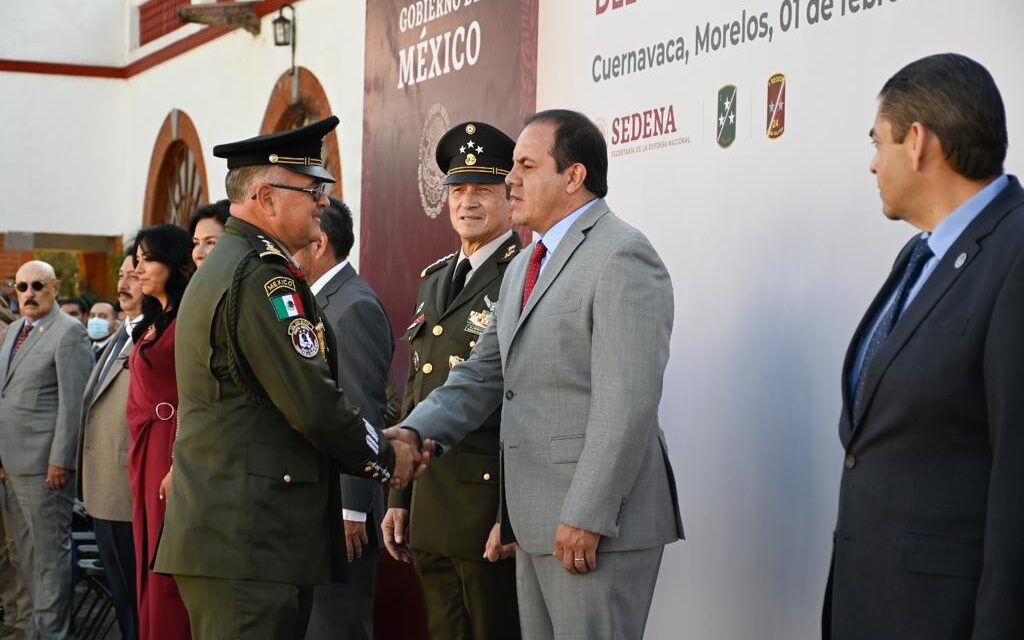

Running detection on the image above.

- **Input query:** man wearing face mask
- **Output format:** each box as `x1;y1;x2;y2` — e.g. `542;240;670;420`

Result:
0;260;93;640
77;247;144;640
86;300;120;361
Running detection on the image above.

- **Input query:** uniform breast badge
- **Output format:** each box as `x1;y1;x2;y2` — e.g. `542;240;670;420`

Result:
464;310;491;336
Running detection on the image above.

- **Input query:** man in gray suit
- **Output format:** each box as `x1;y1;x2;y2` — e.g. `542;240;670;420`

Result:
0;310;32;640
0;260;93;639
392;110;684;639
78;249;143;640
293;197;394;640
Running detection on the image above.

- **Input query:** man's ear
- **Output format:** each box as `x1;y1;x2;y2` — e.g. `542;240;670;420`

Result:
314;232;329;260
905;122;929;172
253;184;276;216
564;163;588;195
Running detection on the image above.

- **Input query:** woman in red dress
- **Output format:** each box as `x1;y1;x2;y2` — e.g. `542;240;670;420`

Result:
126;224;195;640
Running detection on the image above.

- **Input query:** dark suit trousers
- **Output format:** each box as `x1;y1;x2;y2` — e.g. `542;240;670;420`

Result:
413;549;520;640
93;518;138;640
304;543;379;640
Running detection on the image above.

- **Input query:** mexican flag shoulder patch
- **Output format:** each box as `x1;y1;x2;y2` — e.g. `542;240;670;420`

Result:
271;292;305;320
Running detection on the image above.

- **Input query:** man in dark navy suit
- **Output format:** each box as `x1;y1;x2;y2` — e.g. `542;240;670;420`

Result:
825;53;1024;640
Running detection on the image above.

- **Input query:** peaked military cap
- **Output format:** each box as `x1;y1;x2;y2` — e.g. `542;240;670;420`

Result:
213;116;339;182
435;121;515;185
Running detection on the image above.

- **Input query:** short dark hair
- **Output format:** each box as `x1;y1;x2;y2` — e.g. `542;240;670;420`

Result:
59;297;88;315
89;299;116;314
189;199;231;235
879;53;1007;180
525;109;608;198
320;196;355;261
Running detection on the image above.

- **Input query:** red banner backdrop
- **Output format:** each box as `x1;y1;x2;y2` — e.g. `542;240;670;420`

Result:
361;2;537;637
360;0;538;395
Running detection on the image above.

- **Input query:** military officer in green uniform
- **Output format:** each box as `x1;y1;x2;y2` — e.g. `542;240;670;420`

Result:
153;117;423;640
381;121;522;640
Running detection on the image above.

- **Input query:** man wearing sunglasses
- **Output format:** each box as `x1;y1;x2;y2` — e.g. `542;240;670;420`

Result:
154;116;429;640
0;260;93;639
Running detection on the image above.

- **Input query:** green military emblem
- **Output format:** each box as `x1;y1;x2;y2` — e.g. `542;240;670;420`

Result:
717;84;737;148
288;318;320;358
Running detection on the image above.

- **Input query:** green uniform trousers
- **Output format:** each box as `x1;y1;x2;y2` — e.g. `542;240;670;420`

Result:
175;575;314;640
413;549;521;640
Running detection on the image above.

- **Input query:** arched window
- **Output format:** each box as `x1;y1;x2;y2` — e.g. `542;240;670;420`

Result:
261;67;342;198
143;109;209;227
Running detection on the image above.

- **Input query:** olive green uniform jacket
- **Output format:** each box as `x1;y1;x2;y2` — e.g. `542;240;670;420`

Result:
390;232;521;560
153;217;396;586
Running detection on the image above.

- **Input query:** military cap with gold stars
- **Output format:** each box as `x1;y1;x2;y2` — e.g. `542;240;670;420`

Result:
213;116;339;182
435;121;515;185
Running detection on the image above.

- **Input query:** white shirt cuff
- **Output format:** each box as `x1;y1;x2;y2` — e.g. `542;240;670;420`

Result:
343;509;367;522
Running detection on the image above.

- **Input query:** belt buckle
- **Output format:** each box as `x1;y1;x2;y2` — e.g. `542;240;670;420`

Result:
155;402;175;421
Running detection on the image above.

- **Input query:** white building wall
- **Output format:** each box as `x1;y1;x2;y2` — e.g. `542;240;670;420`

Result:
0;0;367;264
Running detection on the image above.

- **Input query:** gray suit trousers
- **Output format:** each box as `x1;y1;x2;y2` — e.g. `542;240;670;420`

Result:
516;546;664;640
3;474;74;640
0;482;33;640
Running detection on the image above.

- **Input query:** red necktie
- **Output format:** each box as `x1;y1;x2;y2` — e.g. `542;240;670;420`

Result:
12;321;31;355
521;240;547;310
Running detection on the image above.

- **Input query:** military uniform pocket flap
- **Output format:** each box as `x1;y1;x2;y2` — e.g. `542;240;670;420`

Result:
550;434;585;464
246;443;319;484
456;452;499;485
402;318;426;342
898;532;981;579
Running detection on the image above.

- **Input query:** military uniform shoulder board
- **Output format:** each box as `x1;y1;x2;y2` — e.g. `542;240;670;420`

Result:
245;232;289;265
420;252;457;278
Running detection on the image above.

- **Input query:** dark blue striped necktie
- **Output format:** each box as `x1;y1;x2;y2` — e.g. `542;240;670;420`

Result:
852;236;934;419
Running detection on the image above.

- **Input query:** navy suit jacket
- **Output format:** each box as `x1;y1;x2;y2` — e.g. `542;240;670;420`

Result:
827;176;1024;640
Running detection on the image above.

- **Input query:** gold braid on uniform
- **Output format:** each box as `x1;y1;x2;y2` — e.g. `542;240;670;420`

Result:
225;257;272;404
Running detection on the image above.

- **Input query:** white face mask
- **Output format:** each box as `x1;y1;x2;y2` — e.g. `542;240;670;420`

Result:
87;317;111;340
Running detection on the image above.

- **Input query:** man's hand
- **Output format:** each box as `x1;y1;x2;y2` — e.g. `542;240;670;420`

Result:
483;522;516;562
0;466;6;483
388;439;422;489
381;507;412;563
553;523;600;575
384;427;435;488
46;465;69;490
344;519;368;563
158;466;173;501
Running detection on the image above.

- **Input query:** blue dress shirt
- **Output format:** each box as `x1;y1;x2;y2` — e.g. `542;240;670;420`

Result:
537;198;598;276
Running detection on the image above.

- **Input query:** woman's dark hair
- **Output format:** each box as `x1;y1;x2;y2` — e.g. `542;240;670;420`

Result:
132;224;195;360
189;199;231;236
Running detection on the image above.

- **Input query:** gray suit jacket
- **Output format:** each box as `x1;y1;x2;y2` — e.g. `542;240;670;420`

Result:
316;263;393;540
77;326;134;522
404;199;684;555
0;306;93;474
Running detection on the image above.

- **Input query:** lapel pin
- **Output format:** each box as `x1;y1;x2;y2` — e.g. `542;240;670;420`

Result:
954;252;967;269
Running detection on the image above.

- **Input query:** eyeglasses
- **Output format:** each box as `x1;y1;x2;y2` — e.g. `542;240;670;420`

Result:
13;281;46;293
251;182;329;202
